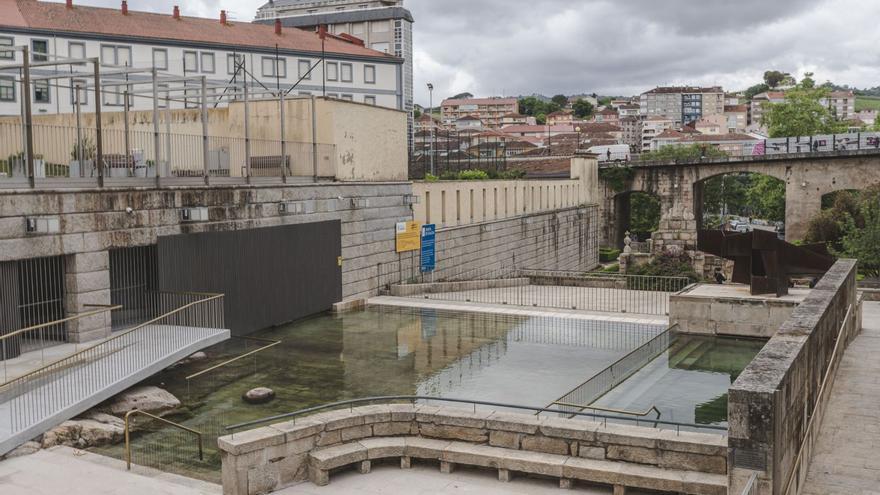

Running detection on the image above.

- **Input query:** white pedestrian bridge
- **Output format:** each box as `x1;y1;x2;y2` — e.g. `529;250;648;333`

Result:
0;295;229;456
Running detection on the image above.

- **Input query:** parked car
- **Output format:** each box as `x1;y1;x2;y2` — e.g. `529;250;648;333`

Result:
735;224;751;233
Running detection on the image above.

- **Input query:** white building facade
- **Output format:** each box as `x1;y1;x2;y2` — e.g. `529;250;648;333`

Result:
0;1;403;116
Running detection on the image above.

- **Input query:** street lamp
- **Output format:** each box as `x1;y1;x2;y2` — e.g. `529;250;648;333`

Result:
575;126;581;153
427;83;435;176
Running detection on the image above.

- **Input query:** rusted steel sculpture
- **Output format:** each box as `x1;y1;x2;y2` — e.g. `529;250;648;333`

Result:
697;229;835;296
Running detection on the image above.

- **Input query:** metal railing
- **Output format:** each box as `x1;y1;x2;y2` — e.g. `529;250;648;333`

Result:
124;409;203;471
0;292;224;436
225;395;727;435
0;304;120;382
549;324;679;416
742;472;760;495
782;304;854;495
184;335;281;396
383;265;689;316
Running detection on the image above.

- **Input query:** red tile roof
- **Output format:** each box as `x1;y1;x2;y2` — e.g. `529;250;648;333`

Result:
0;0;394;59
441;97;518;106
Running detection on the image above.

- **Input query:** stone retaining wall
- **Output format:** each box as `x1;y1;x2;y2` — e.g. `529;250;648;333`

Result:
217;405;727;495
669;285;800;337
389;278;529;297
727;260;862;494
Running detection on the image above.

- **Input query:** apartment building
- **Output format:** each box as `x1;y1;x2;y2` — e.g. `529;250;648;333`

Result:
440;97;518;128
254;0;414;143
639;86;724;126
749;91;786;126
641;116;675;151
619;116;643;152
0;0;402;116
724;105;748;133
824;91;856;121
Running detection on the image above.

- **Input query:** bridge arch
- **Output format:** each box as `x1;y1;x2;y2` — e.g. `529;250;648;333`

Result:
611;190;661;248
692;171;787;232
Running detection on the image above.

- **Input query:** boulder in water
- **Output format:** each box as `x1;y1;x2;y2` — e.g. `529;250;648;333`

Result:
242;387;275;405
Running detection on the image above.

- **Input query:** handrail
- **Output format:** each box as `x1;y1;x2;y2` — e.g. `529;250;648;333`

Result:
124;409;203;470
741;472;759;495
544;323;679;415
0;293;224;388
185;336;281;381
782;304;853;495
552;401;662;420
0;304;122;343
224;395;726;434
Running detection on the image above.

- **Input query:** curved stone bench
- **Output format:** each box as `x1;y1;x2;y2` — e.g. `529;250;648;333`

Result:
307;436;726;495
218;404;728;495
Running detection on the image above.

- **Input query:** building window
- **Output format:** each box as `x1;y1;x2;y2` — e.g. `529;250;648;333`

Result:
0;37;13;60
103;84;134;107
327;93;339;99
34;80;50;103
157;84;169;108
0;76;15;102
32;39;49;62
364;95;376;105
297;59;311;79
68;42;86;65
201;52;215;73
340;63;353;82
183;51;198;73
341;94;353;101
263;57;287;78
70;79;88;105
227;53;245;75
100;44;131;67
152;48;168;70
364;65;376;84
326;62;338;81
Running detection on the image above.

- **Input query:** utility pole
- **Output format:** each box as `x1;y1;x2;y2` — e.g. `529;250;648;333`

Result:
427;82;434;176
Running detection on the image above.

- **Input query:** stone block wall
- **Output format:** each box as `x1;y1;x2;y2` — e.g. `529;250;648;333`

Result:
217;405;727;495
727;260;861;494
669;286;800;338
0;182;413;341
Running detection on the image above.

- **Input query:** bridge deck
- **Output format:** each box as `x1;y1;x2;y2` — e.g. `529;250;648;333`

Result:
0;324;229;455
803;301;880;494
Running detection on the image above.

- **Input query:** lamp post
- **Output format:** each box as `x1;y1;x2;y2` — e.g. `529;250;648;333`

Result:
427;83;434;176
575;126;581;153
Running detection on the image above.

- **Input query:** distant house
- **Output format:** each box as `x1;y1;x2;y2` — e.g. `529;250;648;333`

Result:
750;92;786;126
500;113;534;126
547;111;574;125
695;115;727;135
441;97;519;128
454;115;484;130
724;105;749;133
593;108;620;124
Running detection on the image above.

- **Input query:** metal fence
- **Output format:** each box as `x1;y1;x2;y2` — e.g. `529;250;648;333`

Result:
549;324;679;416
0;46;338;189
0;292;224;437
383;266;690;316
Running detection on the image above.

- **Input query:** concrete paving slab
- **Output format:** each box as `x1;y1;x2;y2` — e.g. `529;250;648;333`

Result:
802;301;880;494
0;446;220;495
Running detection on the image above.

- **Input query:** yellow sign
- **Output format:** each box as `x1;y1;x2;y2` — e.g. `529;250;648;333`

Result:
395;221;421;253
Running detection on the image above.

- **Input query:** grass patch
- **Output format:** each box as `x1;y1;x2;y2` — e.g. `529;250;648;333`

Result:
856;96;880;112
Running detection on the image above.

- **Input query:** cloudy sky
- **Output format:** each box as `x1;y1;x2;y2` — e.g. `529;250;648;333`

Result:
49;0;880;105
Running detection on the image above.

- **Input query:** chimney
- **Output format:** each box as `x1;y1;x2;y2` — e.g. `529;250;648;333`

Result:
173;5;180;19
318;24;327;39
65;0;73;8
274;19;282;35
121;0;128;15
220;10;227;25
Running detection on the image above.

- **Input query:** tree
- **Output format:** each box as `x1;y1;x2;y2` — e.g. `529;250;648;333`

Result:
745;175;786;222
518;97;561;118
629;192;660;234
744;83;770;100
762;77;847;137
763;70;788;89
413;108;422;119
572;99;595;119
551;94;569;107
640;144;728;162
535;113;547;125
450;92;473;100
598;97;613;107
837;195;880;277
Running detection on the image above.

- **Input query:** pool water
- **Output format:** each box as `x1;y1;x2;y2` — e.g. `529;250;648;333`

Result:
591;335;766;427
94;306;664;480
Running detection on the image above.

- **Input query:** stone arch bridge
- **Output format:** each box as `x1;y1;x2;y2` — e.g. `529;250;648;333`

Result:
599;149;880;252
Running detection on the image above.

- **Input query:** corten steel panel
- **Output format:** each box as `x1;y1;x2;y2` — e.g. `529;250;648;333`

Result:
0;261;22;359
157;222;342;336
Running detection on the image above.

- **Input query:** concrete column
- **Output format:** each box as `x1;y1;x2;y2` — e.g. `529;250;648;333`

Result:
64;251;112;343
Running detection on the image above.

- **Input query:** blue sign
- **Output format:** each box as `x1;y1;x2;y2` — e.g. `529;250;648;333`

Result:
420;224;436;273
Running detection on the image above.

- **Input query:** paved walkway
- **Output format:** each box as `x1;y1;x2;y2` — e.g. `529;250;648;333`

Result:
803;301;880;495
0;447;220;495
368;296;669;326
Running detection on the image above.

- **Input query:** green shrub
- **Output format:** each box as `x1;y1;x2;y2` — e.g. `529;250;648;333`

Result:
602;263;620;273
599;247;621;262
627;252;699;291
457;169;490;180
424;173;439;182
439;170;459;180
